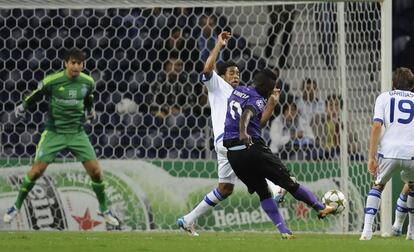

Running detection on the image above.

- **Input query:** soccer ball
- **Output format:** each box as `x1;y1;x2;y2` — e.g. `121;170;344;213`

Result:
322;189;346;214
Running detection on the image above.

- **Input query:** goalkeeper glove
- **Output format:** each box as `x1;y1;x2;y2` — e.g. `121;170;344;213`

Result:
15;104;25;121
85;108;96;123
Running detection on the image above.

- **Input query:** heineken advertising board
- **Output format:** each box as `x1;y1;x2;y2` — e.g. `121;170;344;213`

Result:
0;160;365;232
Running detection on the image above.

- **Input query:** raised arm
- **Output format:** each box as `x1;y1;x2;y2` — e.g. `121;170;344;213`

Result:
203;31;231;77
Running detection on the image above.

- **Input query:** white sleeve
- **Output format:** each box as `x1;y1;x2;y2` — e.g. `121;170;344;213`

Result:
201;71;221;92
373;93;386;124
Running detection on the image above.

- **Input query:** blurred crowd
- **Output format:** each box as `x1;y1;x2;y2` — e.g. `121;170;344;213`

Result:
393;0;414;70
0;7;265;160
0;4;376;161
269;75;363;161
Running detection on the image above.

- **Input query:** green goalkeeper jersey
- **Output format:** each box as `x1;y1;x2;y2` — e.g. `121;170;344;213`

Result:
23;70;95;134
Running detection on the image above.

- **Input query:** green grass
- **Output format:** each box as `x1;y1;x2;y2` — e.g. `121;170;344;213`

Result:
0;232;412;252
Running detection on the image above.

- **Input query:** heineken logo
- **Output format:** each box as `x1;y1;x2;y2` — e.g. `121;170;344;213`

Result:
0;163;154;231
9;175;67;230
212;207;289;228
0;160;366;233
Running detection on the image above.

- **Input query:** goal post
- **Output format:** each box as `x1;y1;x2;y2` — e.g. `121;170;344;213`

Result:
380;0;392;237
0;0;394;234
337;1;349;233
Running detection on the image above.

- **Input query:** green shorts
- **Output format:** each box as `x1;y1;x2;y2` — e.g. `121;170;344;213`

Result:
34;130;97;163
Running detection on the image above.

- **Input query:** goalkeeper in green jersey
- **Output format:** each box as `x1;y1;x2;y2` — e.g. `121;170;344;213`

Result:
3;48;119;227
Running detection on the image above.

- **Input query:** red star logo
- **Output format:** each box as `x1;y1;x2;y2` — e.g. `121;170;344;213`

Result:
295;202;309;219
72;208;102;230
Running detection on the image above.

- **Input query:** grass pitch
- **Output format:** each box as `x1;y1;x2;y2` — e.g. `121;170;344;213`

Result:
0;231;412;252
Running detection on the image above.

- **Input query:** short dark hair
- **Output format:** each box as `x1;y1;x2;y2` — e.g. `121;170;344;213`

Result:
64;48;86;62
216;61;239;76
393;67;414;91
253;69;277;98
259;69;278;82
254;69;277;85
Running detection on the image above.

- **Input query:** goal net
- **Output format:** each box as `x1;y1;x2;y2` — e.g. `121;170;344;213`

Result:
0;0;391;233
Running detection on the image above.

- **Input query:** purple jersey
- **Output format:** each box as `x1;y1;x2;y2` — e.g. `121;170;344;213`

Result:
224;86;266;141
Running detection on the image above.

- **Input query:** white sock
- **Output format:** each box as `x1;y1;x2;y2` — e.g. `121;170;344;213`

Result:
362;188;381;235
183;188;226;224
407;191;414;236
393;193;408;231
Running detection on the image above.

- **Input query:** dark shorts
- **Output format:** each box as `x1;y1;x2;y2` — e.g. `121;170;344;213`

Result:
226;140;299;194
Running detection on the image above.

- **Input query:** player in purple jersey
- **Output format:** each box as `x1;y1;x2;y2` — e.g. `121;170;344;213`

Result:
223;69;336;239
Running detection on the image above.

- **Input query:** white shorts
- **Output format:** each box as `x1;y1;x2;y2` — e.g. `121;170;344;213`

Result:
215;141;237;184
375;158;414;185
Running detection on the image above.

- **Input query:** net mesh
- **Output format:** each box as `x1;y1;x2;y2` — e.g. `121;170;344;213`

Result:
0;1;382;232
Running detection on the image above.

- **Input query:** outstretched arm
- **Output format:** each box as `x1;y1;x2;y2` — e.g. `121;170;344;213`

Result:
22;84;46;109
203;31;231;77
16;82;47;120
260;88;280;127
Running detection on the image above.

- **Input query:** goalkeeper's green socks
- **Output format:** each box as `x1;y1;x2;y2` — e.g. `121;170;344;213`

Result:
15;174;36;209
91;180;108;212
15;176;109;213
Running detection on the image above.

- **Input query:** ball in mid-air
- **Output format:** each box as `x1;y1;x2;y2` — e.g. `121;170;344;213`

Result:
322;189;346;214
